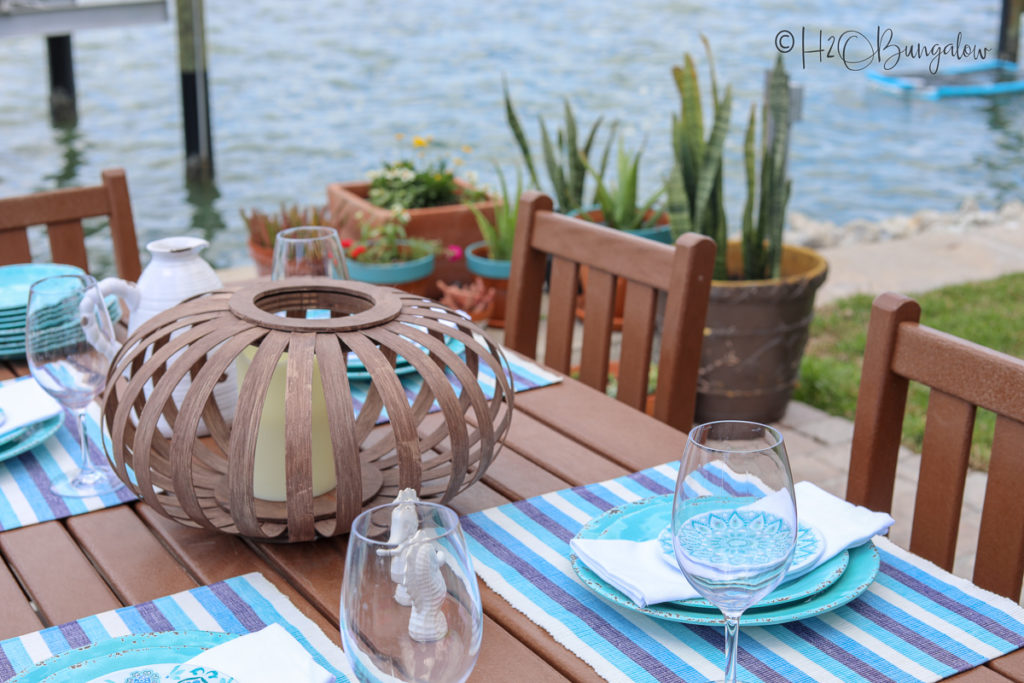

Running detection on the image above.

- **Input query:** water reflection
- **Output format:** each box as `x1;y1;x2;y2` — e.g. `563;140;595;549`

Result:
45;124;86;189
186;177;226;239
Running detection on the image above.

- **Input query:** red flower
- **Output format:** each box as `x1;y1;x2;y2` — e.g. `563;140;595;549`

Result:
341;239;353;248
349;244;367;259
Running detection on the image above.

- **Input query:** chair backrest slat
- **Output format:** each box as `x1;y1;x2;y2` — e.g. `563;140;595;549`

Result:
578;268;616;393
616;282;657;412
910;389;974;568
975;415;1024;598
0;228;32;265
47;219;89;272
848;291;1024;601
0;169;141;281
543;256;578;375
505;190;716;433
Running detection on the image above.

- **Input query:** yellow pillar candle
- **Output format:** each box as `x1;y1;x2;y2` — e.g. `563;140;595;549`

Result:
236;346;338;501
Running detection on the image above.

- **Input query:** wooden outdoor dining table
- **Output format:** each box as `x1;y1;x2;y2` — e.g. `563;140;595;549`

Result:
1;352;1023;683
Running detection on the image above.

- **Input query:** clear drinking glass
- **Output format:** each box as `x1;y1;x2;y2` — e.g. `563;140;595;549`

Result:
671;420;797;683
271;226;349;280
25;274;125;497
341;501;483;683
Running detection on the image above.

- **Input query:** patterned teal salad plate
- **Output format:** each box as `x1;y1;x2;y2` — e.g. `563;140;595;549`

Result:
8;630;238;683
0;263;85;312
570;495;879;625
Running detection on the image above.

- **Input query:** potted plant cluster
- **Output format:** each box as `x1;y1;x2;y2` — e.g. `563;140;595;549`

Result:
241;204;330;276
328;136;496;297
668;43;828;423
344;209;461;297
463;166;522;327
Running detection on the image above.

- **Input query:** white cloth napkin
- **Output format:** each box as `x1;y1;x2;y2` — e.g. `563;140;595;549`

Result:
165;623;334;683
570;481;894;607
0;378;62;442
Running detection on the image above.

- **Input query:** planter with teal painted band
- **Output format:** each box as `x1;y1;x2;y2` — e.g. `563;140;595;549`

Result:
465;241;511;280
347;251;435;286
465;241;510;328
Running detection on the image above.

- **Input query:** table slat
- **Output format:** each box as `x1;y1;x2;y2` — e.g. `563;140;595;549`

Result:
990;651;1024;682
133;503;339;640
0;558;42;639
66;506;197;604
490;410;630;487
948;667;1015;681
0;521;121;624
514;374;685;469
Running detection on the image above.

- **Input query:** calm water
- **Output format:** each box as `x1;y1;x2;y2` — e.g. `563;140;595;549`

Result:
1;0;1021;275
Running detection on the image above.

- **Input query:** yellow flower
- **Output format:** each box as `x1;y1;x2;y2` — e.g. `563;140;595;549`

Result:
395;133;405;141
412;136;429;148
461;145;473;154
453;157;463;166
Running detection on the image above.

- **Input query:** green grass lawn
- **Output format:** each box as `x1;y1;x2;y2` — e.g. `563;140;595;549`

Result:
793;273;1024;471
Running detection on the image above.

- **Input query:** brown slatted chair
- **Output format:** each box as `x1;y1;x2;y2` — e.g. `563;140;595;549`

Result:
847;291;1024;600
0;168;142;281
504;191;716;433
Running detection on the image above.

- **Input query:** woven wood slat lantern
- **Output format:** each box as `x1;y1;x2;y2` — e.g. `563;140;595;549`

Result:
101;278;513;542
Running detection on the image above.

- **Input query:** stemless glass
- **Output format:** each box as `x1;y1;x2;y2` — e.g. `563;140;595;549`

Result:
671;420;796;683
271;226;349;280
341;501;483;683
26;274;125;497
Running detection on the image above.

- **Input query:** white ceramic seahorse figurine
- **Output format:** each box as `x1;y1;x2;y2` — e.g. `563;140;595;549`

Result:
377;488;420;606
404;529;448;642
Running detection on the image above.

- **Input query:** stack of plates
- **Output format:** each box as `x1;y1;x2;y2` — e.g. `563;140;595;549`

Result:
570;495;881;626
345;331;466;381
0;263;122;360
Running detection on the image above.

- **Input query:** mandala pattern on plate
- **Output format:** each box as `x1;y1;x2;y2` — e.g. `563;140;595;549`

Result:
659;514;824;574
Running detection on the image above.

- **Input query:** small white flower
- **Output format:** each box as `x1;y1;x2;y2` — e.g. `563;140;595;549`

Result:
366;169;383;180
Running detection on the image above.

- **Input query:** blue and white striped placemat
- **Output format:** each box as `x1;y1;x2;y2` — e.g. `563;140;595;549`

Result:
0;350;558;533
0;572;353;682
351;347;561;423
0;378;136;532
463;462;1024;683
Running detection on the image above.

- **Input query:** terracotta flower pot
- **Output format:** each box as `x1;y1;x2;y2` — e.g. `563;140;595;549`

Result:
465;241;510;328
248;240;274;277
327;181;497;298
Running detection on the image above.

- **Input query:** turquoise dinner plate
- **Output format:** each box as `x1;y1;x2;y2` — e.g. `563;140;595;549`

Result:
0;413;63;463
8;630;237;683
0;263;84;312
571;494;880;625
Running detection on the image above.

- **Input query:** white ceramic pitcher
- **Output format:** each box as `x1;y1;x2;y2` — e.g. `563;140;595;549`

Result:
97;236;238;436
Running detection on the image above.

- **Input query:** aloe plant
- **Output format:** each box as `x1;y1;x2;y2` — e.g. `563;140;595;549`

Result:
465;165;522;261
503;79;615;213
741;55;793;280
587;140;665;231
666;38;732;279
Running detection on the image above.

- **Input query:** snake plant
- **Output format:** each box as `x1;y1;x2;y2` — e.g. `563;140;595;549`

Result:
503;79;615;213
742;55;793;280
667;39;732;279
668;40;794;280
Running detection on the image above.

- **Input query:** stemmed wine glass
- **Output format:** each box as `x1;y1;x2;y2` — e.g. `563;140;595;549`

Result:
25;274;125;497
271;226;349;280
671;420;796;683
341;500;483;683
